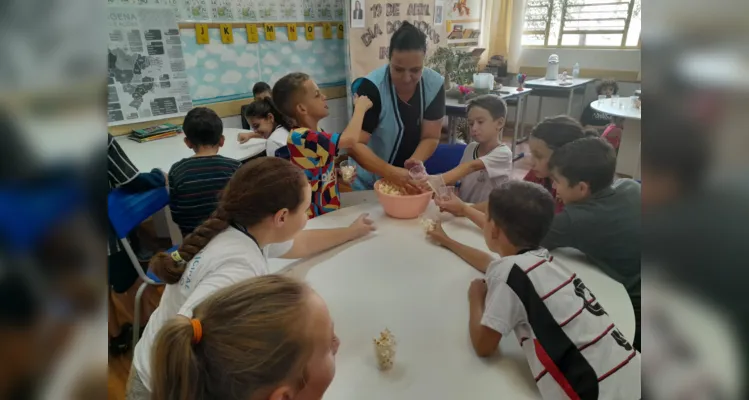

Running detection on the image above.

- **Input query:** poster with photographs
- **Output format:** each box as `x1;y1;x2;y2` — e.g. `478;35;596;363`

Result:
350;0;364;27
433;0;443;25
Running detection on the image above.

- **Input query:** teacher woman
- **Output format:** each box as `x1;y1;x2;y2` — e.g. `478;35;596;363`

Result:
350;22;446;191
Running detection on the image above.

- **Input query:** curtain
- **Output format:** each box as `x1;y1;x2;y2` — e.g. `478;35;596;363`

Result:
480;0;514;68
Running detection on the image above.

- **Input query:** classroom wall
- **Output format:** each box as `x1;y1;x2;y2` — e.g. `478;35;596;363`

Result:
182;25;347;105
503;0;641;125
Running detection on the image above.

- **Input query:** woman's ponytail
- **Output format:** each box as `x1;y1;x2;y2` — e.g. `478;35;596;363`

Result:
583;127;601;138
149;206;230;284
150;317;202;400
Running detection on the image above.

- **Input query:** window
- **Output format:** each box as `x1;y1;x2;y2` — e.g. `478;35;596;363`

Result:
522;0;641;47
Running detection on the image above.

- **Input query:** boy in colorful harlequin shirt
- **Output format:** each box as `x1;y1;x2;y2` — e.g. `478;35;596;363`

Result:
272;72;373;217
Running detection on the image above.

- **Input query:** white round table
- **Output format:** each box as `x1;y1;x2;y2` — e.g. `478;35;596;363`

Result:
269;201;635;400
591;99;642;179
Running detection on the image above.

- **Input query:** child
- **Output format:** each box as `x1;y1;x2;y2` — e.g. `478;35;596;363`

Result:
252;81;271;101
426;180;640;399
545;137;641;351
149;275;338;400
237;98;293;158
581;78;618;130
129;157;375;399
272;72;372;218
438;115;595;217
439;95;512;204
168;107;241;238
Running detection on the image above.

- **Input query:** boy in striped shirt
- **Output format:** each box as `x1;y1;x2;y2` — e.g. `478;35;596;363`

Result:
427;180;640;399
169;107;240;237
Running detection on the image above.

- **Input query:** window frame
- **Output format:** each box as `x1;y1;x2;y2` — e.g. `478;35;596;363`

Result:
521;0;641;49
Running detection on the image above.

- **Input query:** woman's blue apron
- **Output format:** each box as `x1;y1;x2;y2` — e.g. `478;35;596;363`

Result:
351;65;444;190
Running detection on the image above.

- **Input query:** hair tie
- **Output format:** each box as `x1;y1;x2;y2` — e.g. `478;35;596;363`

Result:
171;250;185;264
190;319;203;344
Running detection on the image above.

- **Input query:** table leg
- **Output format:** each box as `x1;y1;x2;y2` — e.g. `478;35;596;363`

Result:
447;116;456;144
566;89;574;115
616;119;641;178
520;94;529;138
536;96;544;124
512;96;525;161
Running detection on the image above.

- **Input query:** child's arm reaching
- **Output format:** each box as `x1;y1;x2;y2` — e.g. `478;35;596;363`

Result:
279;214;375;259
338;95;373;150
441;159;484;186
468;279;503;357
426;222;494;273
435;194;488;230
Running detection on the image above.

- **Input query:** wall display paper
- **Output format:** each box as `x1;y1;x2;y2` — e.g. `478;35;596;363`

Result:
235;0;259;20
347;0;446;80
444;0;479;20
257;0;279;19
181;26;346;104
108;6;193;125
211;0;236;20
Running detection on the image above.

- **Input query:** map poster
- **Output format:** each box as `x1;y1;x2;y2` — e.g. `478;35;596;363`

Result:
107;6;193;125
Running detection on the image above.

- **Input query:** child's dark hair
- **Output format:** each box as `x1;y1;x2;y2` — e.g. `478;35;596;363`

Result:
272;72;310;119
150;157;307;284
243;97;293;130
467;94;507;119
389;21;427;58
596;78;619;95
151;275;315;400
183;107;223;147
548;137;616;194
252;81;271;97
531;115;599;150
487;181;556;249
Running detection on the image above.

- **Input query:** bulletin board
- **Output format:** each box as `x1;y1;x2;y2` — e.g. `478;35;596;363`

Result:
107;0;348;126
345;0;449;80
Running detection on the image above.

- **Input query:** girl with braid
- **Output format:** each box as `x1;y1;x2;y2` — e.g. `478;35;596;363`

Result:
127;157;375;399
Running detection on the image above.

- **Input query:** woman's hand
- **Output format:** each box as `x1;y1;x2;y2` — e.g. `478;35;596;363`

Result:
237;132;263;144
435;191;467;217
384;167;423;194
347;213;376;239
353;94;373;112
426;221;450;246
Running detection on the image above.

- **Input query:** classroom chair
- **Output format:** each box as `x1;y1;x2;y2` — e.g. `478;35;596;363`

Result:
108;186;176;348
424;143;467;175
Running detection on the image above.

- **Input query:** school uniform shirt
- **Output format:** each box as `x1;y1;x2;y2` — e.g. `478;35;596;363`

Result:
132;227;294;392
483;249;640;399
581;103;612;128
524;170;565;214
287;128;341;218
266;125;291;157
168;155;241;237
457;142;512;204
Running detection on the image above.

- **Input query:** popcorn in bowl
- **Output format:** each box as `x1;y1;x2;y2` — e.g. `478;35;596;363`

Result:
378;181;407;196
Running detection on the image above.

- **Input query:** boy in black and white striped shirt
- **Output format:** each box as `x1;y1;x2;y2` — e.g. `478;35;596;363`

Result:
427;180;640;399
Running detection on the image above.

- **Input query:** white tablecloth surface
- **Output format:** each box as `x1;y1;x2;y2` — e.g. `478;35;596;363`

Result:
269;201;635;400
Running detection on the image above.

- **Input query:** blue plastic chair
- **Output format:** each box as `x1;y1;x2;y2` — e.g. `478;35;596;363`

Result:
424;144;467;175
108;186;173;348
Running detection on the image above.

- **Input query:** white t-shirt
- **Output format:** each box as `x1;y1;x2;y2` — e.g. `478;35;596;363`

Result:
483;249;640;399
266;126;290;157
132;227;293;391
458;142;512;204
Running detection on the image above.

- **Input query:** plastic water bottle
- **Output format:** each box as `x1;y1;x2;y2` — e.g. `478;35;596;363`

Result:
572;62;580;78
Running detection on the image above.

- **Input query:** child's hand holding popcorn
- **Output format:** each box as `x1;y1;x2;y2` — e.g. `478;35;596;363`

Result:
426;221;450;246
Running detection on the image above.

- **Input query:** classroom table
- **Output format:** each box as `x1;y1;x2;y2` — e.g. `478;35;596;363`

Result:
116;127;266;172
524;77;597;126
591;98;642;179
445;86;533;161
269;201;636;400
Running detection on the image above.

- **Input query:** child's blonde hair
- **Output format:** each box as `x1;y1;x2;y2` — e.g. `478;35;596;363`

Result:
151;275;315;400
